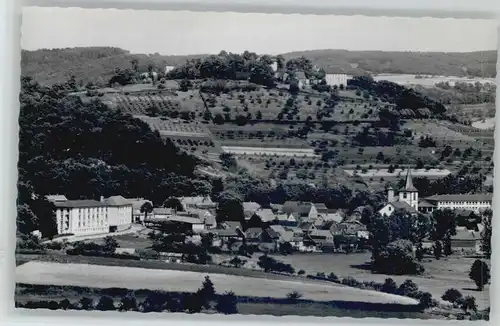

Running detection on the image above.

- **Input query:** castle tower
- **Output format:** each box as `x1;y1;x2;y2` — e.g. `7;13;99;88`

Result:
399;169;419;211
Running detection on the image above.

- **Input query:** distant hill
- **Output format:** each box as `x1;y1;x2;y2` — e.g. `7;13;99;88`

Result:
21;47;497;85
282;49;497;77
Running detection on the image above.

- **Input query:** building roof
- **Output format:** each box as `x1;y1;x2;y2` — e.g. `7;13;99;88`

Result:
324;212;344;223
46;195;68;202
270;203;283;212
403;169;418;192
222;221;242;231
309;230;334;239
168;215;204;225
126;198;152;210
418;200;436;208
243;202;262;213
152;207;175;215
389;201;418;214
212;228;241;237
54;200;106;208
180;196;214;206
451;230;481;241
284;226;304;235
313;203;328;212
353;206;365;214
255;208;275;222
282;201;313;216
425;194;493;202
269;225;286;235
298;222;315;230
245;227;263;239
103;195;132;207
295;71;307;80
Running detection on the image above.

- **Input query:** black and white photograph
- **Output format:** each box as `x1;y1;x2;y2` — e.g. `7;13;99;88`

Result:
15;6;496;320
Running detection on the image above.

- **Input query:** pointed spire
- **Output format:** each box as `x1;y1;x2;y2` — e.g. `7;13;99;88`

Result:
404;169;418;192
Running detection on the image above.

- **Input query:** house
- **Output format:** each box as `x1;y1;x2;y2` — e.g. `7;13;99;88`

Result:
308;230;335;251
320;220;342;235
180;196;216;211
243;202;261;214
101;196;134;232
189;208;217;229
282;201;318;222
349;206;365;221
165;65;175;74
418;199;435;214
379;201;419;217
451;230;482;254
255;208;276;223
295;71;309;88
313;203;328;216
423;194;492;213
271;213;298;227
323;211;344;223
244;228;280;251
123;198;153;223
269;203;283;213
325;74;351;87
284;226;305;249
298;222;317;234
54;200;110;236
152;207;175;219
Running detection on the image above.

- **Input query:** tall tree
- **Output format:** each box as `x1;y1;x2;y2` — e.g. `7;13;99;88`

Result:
481;209;492;258
140;202;153;221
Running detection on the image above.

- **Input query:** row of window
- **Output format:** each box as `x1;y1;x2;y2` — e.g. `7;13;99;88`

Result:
439;201;491;206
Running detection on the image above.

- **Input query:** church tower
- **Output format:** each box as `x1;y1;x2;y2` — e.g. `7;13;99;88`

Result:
399;169;419;211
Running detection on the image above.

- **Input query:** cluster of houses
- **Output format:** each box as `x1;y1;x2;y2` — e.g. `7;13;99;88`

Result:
46;170;491;255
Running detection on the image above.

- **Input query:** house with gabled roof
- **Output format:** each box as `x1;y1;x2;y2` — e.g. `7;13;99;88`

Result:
308;230;335;251
255;208;276;223
298;221;317;234
313;203;328;215
180;196;216;211
243;202;262;214
282;201;318;222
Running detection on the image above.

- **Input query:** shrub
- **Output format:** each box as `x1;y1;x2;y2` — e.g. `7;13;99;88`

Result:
418;292;437;309
78;297;94;310
228;256;246;268
442;288;463;304
327;272;339;282
341;277;360;287
119;294;138;311
381;278;398;294
141;291;167;312
397;279;419;298
184;292;203;313
216;291;238;314
373;239;424;275
286;291;303;302
58;299;73;310
96;296;115;311
298;270;305;276
459;295;478;313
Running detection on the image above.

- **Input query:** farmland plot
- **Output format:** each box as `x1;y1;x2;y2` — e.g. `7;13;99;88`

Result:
222;146;320;158
16;261;419;305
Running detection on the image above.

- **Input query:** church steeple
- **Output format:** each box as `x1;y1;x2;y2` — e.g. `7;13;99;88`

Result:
404;169;418;192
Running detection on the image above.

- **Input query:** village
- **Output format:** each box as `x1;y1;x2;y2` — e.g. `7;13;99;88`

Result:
43;168;491;257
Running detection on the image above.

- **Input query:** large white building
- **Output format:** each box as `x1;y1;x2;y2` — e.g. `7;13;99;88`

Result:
51;196;133;236
325;74;351;87
421;194;492;213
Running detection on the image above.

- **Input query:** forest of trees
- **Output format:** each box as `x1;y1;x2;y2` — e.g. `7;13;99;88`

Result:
17;76;209;237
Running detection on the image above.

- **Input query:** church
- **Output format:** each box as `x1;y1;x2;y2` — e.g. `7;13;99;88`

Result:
378;169;492;217
378;169;419;217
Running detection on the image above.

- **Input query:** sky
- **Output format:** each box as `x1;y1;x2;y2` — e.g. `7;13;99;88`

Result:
21;7;498;55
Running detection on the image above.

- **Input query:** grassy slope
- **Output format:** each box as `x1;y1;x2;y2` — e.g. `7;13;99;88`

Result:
21;47;497;85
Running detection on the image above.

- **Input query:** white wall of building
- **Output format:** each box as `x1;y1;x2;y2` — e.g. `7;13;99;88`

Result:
436;200;491;212
107;205;133;231
56;206;109;236
378;203;395;217
325;74;350;87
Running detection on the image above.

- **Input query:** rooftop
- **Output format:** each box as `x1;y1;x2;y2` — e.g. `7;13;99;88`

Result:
425;194;493;202
103;195;133;207
54;200;106;208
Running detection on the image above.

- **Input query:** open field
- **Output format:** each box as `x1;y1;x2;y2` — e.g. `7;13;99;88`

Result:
372;74;495;87
16;261;419;305
222;146;320;158
270;253;490;309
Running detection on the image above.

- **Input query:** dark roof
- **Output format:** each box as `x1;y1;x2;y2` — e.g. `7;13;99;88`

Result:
213;229;240;237
245;227;263;239
54;200;105;208
295;71;307;80
282;201;313;215
425;194;493;202
390;201;418;214
298;222;314;230
313;203;328;212
418;200;436;208
223;221;242;231
103;195;132;206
